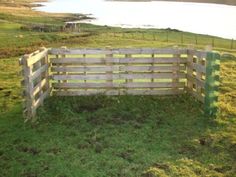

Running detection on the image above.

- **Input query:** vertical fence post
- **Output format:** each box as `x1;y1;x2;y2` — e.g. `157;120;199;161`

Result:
125;53;132;89
83;53;87;93
205;52;221;116
61;46;67;91
196;56;202;95
56;52;61;92
43;48;51;97
173;51;180;93
186;49;194;93
106;47;113;93
21;55;36;120
151;53;155;91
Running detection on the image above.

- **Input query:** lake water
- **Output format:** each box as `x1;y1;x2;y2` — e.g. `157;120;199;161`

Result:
35;0;236;39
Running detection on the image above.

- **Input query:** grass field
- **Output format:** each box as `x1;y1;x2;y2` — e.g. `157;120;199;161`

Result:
0;0;236;176
0;60;236;176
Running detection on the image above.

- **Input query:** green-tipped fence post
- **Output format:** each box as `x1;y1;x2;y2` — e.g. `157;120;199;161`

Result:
205;52;221;116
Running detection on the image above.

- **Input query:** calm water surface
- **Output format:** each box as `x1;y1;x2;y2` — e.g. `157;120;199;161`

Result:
35;0;236;39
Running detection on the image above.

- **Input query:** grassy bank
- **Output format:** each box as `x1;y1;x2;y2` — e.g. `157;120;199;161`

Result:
0;0;236;58
0;0;236;176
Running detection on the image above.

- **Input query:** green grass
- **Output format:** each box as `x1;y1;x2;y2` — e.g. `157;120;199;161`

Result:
0;58;21;112
0;94;235;177
0;58;235;176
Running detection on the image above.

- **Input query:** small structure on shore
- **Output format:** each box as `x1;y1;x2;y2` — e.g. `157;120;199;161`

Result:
64;21;81;32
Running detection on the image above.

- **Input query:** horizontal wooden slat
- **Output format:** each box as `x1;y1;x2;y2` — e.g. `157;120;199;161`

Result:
51;65;186;73
187;75;205;88
52;73;186;80
49;48;188;55
52;82;185;89
27;49;48;66
193;50;207;59
30;64;48;81
33;78;47;96
188;49;207;59
33;88;51;111
53;89;184;96
190;63;206;73
50;57;187;65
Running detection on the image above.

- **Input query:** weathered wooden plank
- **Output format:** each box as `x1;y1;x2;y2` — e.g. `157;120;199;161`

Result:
49;48;188;55
50;48;111;55
33;78;47;96
33;88;51;111
51;65;186;73
187;75;205;88
193;50;207;59
30;64;48;81
187;49;194;92
50;57;187;64
106;47;113;86
190;63;206;73
33;56;43;100
151;54;155;86
53;89;184;96
126;89;184;95
82;53;87;90
173;53;180;91
52;73;186;80
21;55;36;118
117;48;187;55
27;48;48;67
52;82;186;89
61;46;68;88
126;54;132;84
44;50;51;96
196;58;204;94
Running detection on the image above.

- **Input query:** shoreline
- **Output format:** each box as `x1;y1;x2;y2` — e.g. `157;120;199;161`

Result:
33;0;236;39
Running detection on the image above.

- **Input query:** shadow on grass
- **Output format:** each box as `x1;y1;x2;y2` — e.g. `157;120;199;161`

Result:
0;95;235;176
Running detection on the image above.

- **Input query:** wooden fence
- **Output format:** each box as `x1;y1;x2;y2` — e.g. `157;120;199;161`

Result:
19;47;51;120
19;47;221;121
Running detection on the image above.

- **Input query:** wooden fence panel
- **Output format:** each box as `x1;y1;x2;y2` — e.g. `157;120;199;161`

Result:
49;48;187;97
186;49;207;102
186;49;221;116
19;47;50;121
